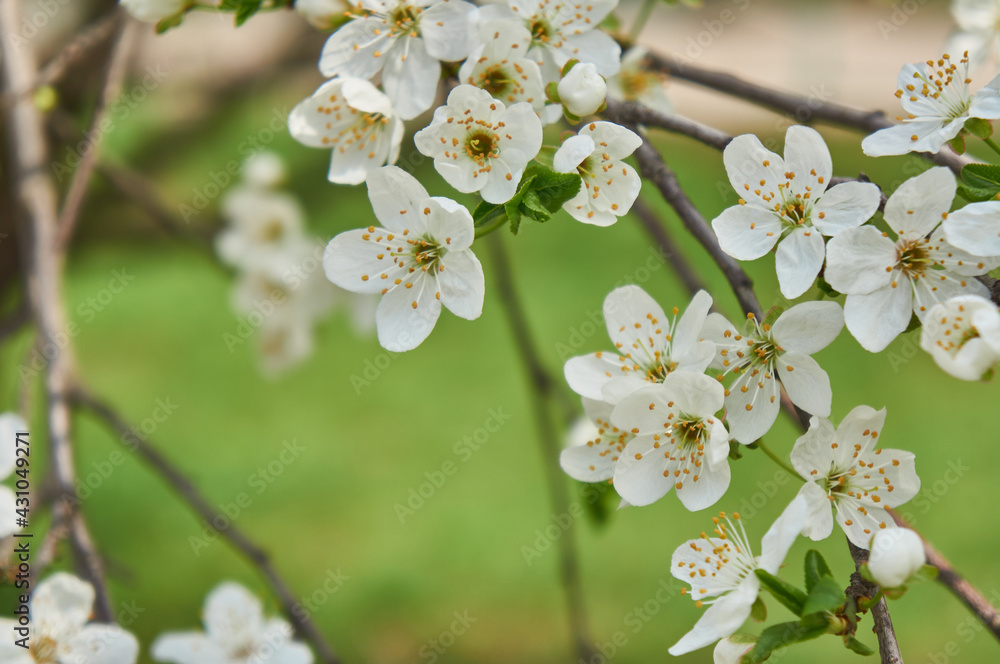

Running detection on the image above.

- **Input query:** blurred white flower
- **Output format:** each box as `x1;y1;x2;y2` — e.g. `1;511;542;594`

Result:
868;528;926;588
319;0;477;119
564;286;715;405
790;406;921;549
825;167;1000;352
553;121;641;226
414;85;542;204
559;398;633;483
921;294;1000;380
607;47;671;111
557;62;607;117
119;0;187;23
0;573;139;664
216;189;306;273
323;166;484;352
0;413;27;538
713;635;757;664
610;372;730;509
295;0;350;30
241;151;286;189
152;582;312;664
701;301;843;445
713;126;881;299
862;53;1000;157
458;22;547;117
668;497;807;656
288;77;405;186
946;0;1000;69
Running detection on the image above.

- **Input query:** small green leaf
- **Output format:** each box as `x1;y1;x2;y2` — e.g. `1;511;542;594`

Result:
155;12;185;33
965;117;994;139
801;576;845;616
473;200;505;229
545;81;560;103
743;620;827;663
913;564;939;582
949;134;967;154
521;165;581;214
750;596;767;623
755;570;807;616
728;440;743;461
599;11;620;29
957;183;1000;202
804;550;833;593
963;163;1000;189
844;637;875;656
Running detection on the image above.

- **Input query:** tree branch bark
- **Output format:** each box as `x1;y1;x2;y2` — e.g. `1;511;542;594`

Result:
848;541;903;664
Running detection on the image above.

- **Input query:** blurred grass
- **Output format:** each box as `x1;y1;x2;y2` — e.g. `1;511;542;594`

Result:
2;75;1000;664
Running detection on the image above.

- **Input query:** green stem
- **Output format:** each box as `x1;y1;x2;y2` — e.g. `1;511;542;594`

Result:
755;439;802;481
473;208;508;239
984;137;1000;158
859;590;884;612
628;0;657;41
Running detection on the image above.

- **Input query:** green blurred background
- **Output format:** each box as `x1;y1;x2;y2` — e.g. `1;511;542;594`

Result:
2;0;999;662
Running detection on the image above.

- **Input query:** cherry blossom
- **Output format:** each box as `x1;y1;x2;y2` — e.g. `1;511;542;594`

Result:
920;294;1000;380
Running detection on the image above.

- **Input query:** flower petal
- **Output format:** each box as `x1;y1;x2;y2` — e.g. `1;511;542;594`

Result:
775;227;826;299
675;458;730;511
783;125;832;196
151;632;226;663
553;135;595;173
758;494;808;573
67;625;140;664
711;205;782;260
603;285;668;364
382;37;441;120
564;352;636;401
723;134;785;210
438;249;485;320
943;200;1000;257
777;351;832;418
667;579;759;656
796;481;835;542
771;301;844;355
824;226;897;295
612;435;673;506
723;368;780;444
366;166;430;233
323;229;407;295
843;281;913;352
375;273;443;351
420;0;476;61
319;18;391;79
811;182;881;236
883;166;956;240
32;573;95;638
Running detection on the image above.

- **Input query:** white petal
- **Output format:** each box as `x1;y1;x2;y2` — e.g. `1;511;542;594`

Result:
382;37;441;120
366;166;430;233
789;415;837;479
319;18;391;79
783;125;831;196
420;0;477;61
775;227;826;299
758;494;808;573
824;226;897;295
553;135;595;173
777;351;832;418
668;579;759;656
723;134;785;210
711;205;782;260
204;582;264;649
438;249;485;320
970;73;1000;119
723;369;780;444
151;632;226;663
32;573;95;638
861;120;961;158
560;29;622;76
612;435;673;506
883;166;956;240
323;229;407;295
672;290;714;362
67;624;140;664
834;405;887;457
375;273;443;351
603;285;668;362
771;301;844;355
837;503;892;549
662;371;726;418
675;458;730;511
564;352;635;401
843;281;913;352
943;201;1000;258
811;182;881;236
796;481;834;542
426;196;475;250
581;121;643;160
559;438;616;482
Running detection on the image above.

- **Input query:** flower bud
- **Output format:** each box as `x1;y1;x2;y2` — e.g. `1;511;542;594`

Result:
713;635;756;664
119;0;188;23
868;528;925;588
295;0;349;30
557;63;607;118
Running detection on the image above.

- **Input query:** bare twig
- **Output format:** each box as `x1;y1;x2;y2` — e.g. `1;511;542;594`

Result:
848;541;903;664
56;15;138;251
486;235;595;662
605;100;732;151
0;0;113;620
69;387;342;664
35;11;124;91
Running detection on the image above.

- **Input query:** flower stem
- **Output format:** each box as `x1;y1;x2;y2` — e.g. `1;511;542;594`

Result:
984;137;1000;158
628;0;657;41
755;439;802;480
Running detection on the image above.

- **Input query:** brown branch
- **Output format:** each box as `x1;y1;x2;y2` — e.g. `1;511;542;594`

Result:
0;297;31;342
56;14;138;251
848;541;903;664
486;235;595;662
0;0;113;621
35;11;124;91
639;49;970;175
605;100;732;151
69;387;342;664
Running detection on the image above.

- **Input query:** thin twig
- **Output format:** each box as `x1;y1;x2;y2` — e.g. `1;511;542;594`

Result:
56;15;138;251
486;235;596;662
605;100;732;151
848;541;903;664
35;11;124;91
0;0;113;620
69;387;342;664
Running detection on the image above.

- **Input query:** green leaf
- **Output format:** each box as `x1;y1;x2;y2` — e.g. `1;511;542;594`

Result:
963;163;1000;190
503;173;537;235
522;164;581;213
742;620;827;663
949;134;967;154
475;166;581;236
801;576;845;616
957;183;1000;202
473;200;505;229
750;596;767;623
755;570;807;616
728;440;743;461
155;12;185;33
965;117;994;140
804;550;833;593
235;0;263;25
913;564;939;582
844;637;875;656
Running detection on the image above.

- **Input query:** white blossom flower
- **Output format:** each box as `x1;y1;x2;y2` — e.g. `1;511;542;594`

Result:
458;22;547;116
553;121;642;226
946;0;1000;69
607;47;672;111
701;301;843;445
0;412;27;538
713;125;881;299
241;151;286;189
216;189;306;273
790;406;921;549
152;582;312;664
825;167;1000;352
296;0;350;30
478;0;622;82
920;294;1000;380
0;573;139;664
861;53;1000;157
713;635;757;664
119;0;187;22
414;85;542;204
564;286;715;405
323;166;484;351
557;62;607;117
289;77;404;185
319;0;477;119
943;199;1000;257
668;496;807;656
610;372;730;509
868;528;926;588
559;398;633;483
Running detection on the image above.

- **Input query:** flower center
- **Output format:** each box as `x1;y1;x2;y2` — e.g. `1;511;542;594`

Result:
645;360;677;383
895;53;972;121
477;65;514;98
897;238;932;279
409;236;445;271
464;130;499;165
261;219;285;242
30;636;59;663
674;417;706;448
529;18;553;43
388;3;420;36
